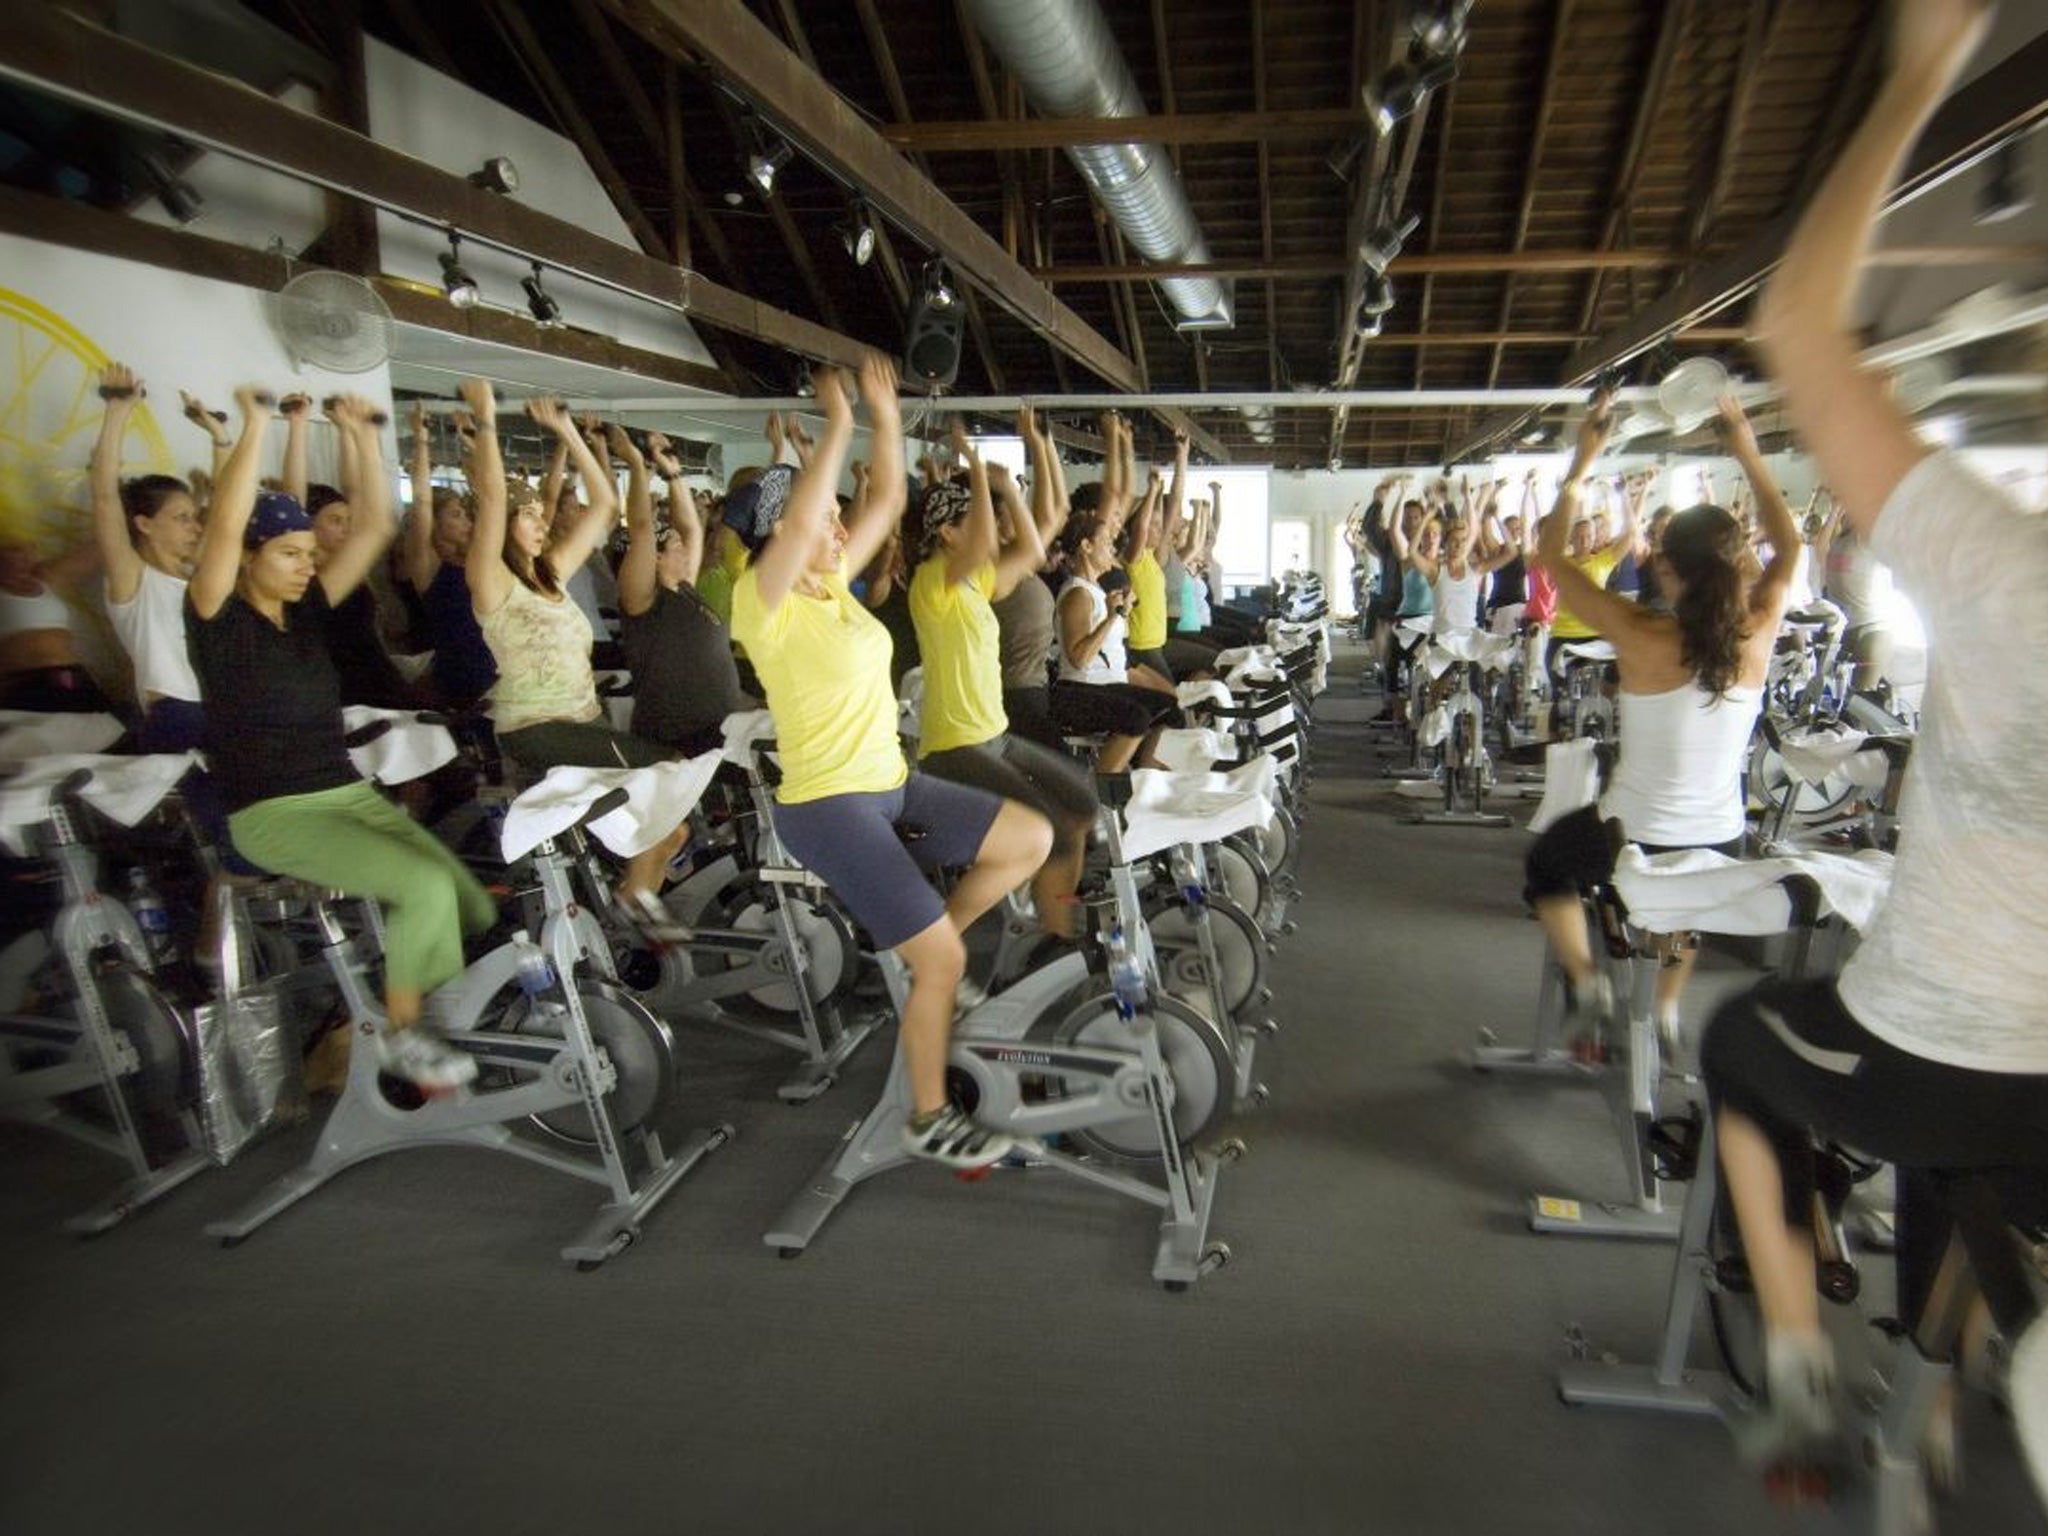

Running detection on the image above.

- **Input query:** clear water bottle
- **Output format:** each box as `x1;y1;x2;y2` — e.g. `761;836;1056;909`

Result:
125;865;175;968
1106;923;1147;1018
511;933;556;998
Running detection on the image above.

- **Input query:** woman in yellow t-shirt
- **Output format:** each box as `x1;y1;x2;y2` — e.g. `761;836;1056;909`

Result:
910;417;1098;939
726;357;1052;1171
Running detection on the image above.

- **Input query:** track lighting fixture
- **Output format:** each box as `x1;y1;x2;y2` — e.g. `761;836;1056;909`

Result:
139;150;203;225
837;199;878;266
467;157;520;195
794;360;816;398
1360;271;1396;318
440;231;480;309
745;118;793;197
522;262;563;328
1359;211;1421;275
1977;138;2032;225
1355;308;1385;341
1364;3;1470;135
921;259;957;311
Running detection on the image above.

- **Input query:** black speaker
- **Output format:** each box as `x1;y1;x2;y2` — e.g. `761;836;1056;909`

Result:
903;291;963;390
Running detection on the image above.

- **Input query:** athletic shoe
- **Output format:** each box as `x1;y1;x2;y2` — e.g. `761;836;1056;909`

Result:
615;887;692;948
1735;1331;1845;1475
1564;972;1618;1062
901;1103;1019;1170
375;1024;477;1092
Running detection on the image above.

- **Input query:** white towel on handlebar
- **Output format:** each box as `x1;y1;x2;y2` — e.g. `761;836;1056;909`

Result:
1120;758;1277;863
0;751;200;855
1527;739;1601;834
341;707;459;786
0;710;125;766
1176;678;1234;711
1773;724;1893;791
1424;628;1519;676
500;755;724;863
1611;844;1894;936
720;708;779;769
1153;726;1229;773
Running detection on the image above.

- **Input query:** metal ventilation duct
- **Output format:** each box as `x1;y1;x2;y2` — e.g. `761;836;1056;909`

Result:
964;0;1233;331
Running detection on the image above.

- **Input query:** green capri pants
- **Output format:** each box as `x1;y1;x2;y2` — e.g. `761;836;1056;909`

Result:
228;780;498;996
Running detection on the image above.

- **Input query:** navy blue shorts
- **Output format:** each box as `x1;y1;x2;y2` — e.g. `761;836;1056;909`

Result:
771;772;1003;949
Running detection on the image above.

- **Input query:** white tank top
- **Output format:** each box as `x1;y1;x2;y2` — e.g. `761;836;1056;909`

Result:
0;582;72;638
105;563;201;704
1057;577;1127;684
1599;681;1763;847
1431;567;1483;634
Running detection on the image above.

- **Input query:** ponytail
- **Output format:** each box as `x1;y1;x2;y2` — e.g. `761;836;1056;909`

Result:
1661;505;1747;696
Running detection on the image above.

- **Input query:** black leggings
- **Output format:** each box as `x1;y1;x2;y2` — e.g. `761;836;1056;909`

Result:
1048;680;1176;740
921;733;1098;858
1700;977;2048;1321
1522;805;1743;908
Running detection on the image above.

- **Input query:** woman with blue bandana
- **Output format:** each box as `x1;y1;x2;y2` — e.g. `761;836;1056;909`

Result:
727;354;1054;1170
185;389;495;1093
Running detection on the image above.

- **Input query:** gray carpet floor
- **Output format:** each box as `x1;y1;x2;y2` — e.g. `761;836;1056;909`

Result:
3;642;2042;1536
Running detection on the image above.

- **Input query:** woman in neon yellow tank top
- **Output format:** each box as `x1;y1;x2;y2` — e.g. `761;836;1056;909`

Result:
726;357;1053;1171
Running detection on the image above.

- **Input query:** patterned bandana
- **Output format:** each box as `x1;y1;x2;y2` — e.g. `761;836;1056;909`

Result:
917;478;973;560
720;464;795;552
244;490;312;550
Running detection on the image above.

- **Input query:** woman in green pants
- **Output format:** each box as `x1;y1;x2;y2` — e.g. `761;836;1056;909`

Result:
185;387;496;1093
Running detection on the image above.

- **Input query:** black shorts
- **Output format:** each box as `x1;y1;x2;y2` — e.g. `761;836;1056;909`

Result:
497;717;673;772
1049;679;1176;741
1522;805;1743;907
771;772;1003;950
1700;976;2048;1320
921;733;1098;856
1127;647;1173;684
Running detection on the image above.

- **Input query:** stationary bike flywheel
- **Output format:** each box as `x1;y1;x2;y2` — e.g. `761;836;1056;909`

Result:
500;979;680;1146
1044;990;1234;1162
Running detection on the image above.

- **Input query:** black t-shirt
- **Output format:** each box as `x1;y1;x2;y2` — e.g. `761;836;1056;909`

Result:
328;583;412;708
1489;554;1528;611
185;582;357;814
423;561;497;704
622;583;751;749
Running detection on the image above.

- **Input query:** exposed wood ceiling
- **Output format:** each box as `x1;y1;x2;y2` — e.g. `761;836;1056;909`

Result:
198;2;1910;461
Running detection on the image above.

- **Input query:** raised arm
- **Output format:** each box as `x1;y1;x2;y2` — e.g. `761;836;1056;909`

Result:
614;424;658;617
1718;396;1799;628
652;432;703;588
539;438;568;527
1159;430;1189;557
317;395;395;604
945;419;1000;584
1202;478;1224;567
279;393;311;506
189;388;278;620
461;378;511;615
176;387;233;484
1600;481;1639;558
90;363;148;602
753;366;856;614
1097;411;1130;536
1536;394;1639;643
400;400;439;593
840;353;907;582
1755;2;1988;537
990;457;1047;600
530;400;617;580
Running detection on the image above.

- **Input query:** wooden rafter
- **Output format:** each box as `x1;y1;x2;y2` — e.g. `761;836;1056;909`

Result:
1688;0;1786;254
1252;0;1278;393
875;106;1373;153
1484;0;1579;393
482;0;670;261
706;88;847;334
1413;84;1456;391
1574;0;1692;337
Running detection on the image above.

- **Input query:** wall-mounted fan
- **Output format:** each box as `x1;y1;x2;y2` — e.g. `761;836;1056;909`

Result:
270;270;393;373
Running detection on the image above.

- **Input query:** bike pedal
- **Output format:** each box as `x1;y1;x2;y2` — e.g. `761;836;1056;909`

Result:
954;1164;996;1184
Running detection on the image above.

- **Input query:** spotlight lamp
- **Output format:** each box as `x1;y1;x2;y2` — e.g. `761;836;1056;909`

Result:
794;360;816;398
139;150;204;226
1355;308;1385;341
922;259;958;311
1360;271;1396;318
745;118;793;196
440;231;480;309
1977;138;2033;225
1359;211;1421;275
522;262;564;328
838;199;878;266
467;156;520;195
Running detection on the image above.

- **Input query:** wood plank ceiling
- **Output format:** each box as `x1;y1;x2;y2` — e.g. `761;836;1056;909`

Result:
252;0;1887;466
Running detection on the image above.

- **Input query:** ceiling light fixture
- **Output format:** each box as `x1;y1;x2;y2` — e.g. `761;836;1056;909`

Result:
1359;210;1421;275
440;231;480;309
467;156;520;195
837;199;878;266
522;262;563;328
921;259;958;311
1360;271;1397;317
794;360;816;398
138;149;203;225
744;117;793;197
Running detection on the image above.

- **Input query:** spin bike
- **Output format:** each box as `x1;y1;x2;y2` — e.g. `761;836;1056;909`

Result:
209;759;732;1267
0;756;209;1231
1408;632;1517;828
766;777;1245;1290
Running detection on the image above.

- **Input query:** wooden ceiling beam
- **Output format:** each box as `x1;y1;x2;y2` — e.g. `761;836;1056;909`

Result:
602;0;1143;392
1036;245;2048;283
1414;84;1457;391
482;0;670;262
1252;0;1278;394
1448;27;2048;462
0;6;871;367
1485;0;1580;395
874;106;1372;153
1688;0;1786;254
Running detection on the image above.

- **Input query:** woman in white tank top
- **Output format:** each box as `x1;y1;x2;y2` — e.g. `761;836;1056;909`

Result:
1387;481;1520;635
1522;394;1799;1044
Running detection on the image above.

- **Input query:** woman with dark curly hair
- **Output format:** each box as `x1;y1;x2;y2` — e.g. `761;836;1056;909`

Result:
1521;389;1799;1046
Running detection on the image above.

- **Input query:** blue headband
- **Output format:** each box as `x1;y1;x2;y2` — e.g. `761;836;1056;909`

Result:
244;490;312;550
720;465;795;552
